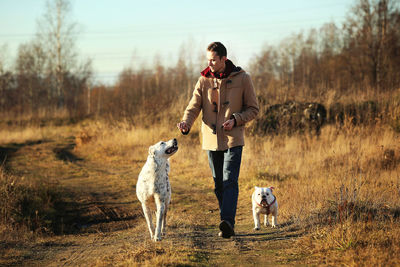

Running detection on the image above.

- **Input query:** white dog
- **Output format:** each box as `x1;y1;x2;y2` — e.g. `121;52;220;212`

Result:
136;138;178;241
252;186;278;230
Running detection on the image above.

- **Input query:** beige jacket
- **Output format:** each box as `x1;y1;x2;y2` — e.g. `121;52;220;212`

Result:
182;68;259;151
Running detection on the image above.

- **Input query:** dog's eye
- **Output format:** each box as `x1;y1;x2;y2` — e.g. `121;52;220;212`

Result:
266;193;269;196
161;142;165;145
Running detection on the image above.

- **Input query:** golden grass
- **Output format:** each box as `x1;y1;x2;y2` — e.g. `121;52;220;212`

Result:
239;124;400;265
1;117;399;265
94;241;193;266
0;124;77;145
72;119;400;265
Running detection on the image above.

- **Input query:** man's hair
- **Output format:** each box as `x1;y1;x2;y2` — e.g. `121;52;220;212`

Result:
207;42;227;59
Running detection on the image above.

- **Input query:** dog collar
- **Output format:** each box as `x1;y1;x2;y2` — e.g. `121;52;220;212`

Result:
257;196;276;214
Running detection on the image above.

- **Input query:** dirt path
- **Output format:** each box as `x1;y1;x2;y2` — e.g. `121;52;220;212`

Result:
1;136;304;266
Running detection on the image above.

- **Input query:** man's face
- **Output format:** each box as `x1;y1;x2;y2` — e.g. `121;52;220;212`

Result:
207;51;226;73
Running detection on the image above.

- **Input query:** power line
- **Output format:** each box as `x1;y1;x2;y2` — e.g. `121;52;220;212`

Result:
0;15;346;39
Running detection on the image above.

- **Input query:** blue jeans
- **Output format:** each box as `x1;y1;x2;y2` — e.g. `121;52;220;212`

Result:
207;146;243;227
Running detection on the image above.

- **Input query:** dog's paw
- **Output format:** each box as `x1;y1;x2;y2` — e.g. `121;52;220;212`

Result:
271;224;277;228
254;227;260;231
154;236;162;242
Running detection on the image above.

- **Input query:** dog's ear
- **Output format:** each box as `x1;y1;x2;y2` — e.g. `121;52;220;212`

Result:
148;146;156;156
254;186;259;190
269;186;275;191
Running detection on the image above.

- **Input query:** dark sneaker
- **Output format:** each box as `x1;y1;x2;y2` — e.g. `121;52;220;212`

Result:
219;220;235;238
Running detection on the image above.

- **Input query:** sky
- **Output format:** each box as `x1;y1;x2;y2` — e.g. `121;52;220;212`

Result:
0;0;355;85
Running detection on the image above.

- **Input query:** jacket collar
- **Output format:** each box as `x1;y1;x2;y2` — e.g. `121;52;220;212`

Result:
200;59;241;79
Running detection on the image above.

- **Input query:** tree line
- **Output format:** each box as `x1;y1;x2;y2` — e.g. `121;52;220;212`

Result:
0;0;399;122
250;0;400;103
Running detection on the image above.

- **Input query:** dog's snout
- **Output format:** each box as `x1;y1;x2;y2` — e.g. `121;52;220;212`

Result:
262;195;267;199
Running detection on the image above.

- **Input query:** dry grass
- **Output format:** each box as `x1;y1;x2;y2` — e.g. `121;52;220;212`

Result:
239;124;400;265
70;118;400;265
0;123;76;145
1;116;399;265
0;166;62;241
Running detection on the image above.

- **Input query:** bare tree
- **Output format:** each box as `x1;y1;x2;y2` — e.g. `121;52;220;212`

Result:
36;0;78;108
343;0;400;91
15;41;48;117
0;44;10;113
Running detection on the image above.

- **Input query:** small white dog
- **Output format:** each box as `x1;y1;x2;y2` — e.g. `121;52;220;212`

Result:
252;186;278;230
136;138;178;241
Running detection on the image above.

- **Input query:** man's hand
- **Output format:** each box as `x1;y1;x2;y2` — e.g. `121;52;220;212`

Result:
177;121;190;134
222;119;235;131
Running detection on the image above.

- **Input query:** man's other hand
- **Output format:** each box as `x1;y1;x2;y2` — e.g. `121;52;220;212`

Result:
222;119;235;131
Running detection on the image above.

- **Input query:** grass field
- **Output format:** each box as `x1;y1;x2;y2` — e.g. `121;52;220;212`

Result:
1;116;399;266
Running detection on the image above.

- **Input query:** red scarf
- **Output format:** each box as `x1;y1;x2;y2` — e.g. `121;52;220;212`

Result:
201;59;236;79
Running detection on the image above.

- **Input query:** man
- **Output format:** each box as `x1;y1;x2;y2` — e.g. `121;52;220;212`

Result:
177;42;259;238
